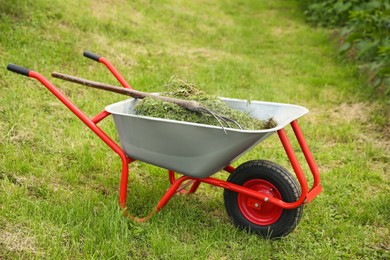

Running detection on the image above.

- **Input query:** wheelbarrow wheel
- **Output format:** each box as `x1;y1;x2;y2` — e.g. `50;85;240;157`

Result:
223;160;303;238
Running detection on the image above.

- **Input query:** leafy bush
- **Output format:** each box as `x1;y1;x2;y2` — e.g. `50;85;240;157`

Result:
302;0;390;95
303;0;363;27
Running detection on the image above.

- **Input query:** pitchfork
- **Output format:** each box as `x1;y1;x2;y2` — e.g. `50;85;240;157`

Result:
51;72;244;132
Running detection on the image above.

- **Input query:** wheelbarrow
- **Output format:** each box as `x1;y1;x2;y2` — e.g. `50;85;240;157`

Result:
7;51;322;238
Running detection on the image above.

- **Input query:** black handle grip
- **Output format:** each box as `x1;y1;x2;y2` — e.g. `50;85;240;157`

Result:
7;64;31;77
83;51;101;62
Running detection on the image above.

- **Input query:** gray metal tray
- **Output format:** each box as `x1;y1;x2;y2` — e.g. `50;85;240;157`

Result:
105;97;308;178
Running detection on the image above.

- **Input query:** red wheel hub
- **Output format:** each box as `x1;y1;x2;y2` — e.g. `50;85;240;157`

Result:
238;179;282;225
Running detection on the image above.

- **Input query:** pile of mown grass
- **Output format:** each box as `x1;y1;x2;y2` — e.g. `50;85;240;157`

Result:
134;78;276;130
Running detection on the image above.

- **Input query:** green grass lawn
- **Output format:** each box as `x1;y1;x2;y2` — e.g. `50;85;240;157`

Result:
1;0;389;258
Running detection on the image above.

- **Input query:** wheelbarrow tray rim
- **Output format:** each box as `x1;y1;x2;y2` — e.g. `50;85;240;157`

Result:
105;96;309;133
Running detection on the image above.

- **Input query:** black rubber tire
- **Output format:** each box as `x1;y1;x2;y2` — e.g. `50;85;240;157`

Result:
223;160;303;238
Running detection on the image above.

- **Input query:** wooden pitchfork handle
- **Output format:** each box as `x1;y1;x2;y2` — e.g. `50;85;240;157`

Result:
51;72;202;112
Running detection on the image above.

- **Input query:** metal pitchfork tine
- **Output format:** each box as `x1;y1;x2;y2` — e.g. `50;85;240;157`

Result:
51;72;244;133
197;107;243;131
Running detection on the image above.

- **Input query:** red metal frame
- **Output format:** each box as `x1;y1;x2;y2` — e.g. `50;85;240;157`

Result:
22;54;322;222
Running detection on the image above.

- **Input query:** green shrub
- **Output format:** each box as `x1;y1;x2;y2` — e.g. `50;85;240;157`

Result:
302;0;365;27
302;0;390;95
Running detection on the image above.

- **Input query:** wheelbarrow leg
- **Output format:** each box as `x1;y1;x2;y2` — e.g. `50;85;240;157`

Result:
118;156;134;209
